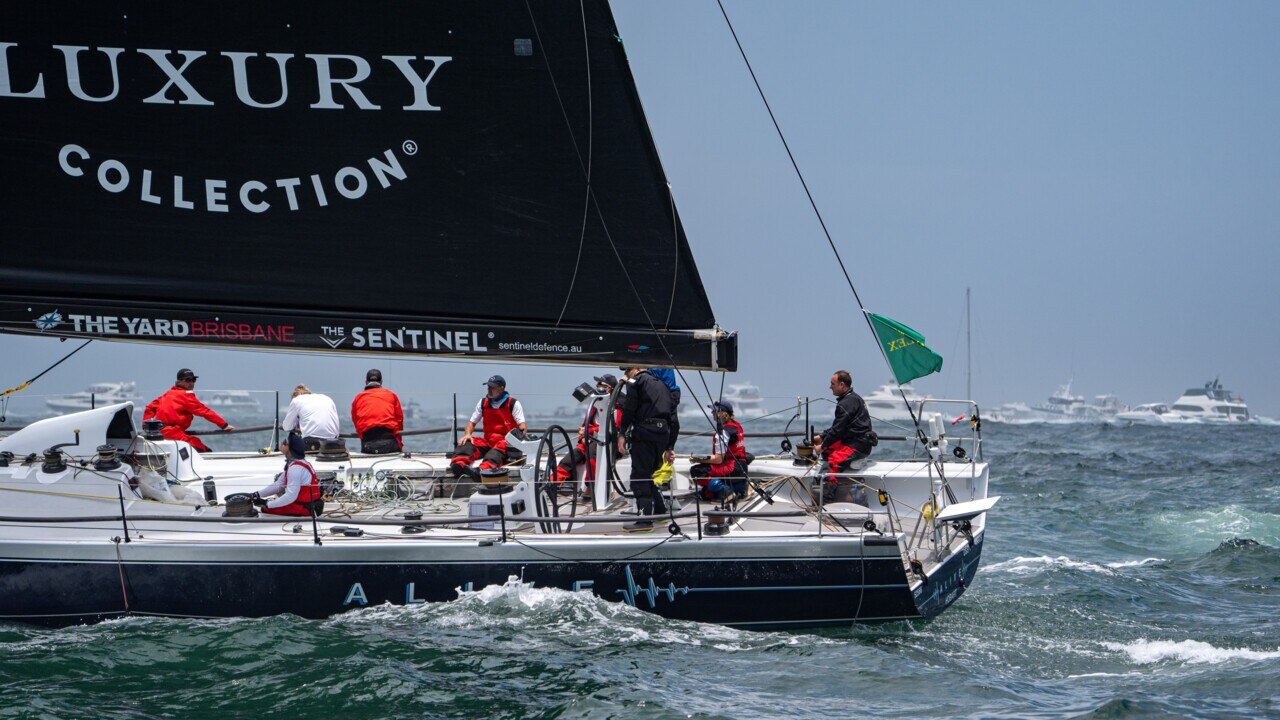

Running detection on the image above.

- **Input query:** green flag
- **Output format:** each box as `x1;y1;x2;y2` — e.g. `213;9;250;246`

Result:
867;312;943;384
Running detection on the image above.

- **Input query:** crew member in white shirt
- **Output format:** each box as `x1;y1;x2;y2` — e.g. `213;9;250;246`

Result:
252;432;324;517
281;384;340;451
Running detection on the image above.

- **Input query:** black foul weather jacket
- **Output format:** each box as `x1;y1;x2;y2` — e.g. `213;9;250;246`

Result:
619;371;675;445
820;390;878;453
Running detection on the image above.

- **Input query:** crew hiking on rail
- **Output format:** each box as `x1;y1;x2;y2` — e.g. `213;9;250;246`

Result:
142;368;234;452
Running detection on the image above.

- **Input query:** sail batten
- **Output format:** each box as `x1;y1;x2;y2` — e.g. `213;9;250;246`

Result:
0;0;734;370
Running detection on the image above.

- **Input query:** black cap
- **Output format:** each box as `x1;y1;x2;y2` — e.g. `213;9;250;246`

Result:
176;368;197;381
594;373;618;388
711;400;734;415
365;369;382;384
284;431;306;457
485;374;506;388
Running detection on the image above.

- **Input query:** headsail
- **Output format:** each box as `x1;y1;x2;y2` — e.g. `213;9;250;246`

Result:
0;1;735;370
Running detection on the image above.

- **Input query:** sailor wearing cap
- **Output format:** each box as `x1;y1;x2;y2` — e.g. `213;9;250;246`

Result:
350;369;405;454
616;367;675;531
689;400;749;502
553;373;619;489
141;368;235;452
251;432;324;516
450;375;528;480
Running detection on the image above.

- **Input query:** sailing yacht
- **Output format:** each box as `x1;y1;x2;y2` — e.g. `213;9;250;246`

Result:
0;1;994;627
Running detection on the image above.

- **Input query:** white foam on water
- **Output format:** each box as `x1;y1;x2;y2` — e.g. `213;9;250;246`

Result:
1104;558;1164;569
1152;505;1280;550
985;555;1113;575
1103;639;1280;665
328;576;833;652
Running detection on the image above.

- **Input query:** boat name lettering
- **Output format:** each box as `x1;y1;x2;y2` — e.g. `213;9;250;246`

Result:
0;44;452;112
57;143;412;215
343;582;368;607
350;327;488;353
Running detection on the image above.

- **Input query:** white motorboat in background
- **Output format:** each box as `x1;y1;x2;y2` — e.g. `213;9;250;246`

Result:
863;383;928;422
201;390;263;413
46;382;139;413
682;382;769;419
1116;403;1185;425
1031;380;1090;418
1168;378;1250;423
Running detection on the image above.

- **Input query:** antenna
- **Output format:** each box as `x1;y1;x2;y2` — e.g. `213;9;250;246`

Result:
965;287;972;401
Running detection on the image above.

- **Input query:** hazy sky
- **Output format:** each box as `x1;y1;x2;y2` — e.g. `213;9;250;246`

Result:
3;0;1277;419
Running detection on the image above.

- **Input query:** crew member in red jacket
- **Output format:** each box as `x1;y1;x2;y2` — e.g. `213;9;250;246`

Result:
450;375;528;480
553;373;619;489
142;368;234;452
690;401;749;501
350;369;404;454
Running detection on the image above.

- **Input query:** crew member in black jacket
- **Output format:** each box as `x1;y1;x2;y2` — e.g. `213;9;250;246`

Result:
617;366;674;532
812;369;878;504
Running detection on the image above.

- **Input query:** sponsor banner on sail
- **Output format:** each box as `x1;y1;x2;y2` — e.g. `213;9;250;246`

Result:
0;0;731;367
1;299;733;370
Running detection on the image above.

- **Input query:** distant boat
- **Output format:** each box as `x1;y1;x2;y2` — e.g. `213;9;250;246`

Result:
1167;378;1250;423
1115;403;1184;425
681;382;769;419
200;390;262;413
46;382;138;413
1031;380;1127;420
862;383;928;423
403;399;422;421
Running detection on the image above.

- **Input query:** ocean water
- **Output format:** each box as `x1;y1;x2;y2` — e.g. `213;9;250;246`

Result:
1;421;1277;719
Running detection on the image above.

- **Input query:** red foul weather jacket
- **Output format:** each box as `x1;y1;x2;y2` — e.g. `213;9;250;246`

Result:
143;386;228;432
351;386;404;443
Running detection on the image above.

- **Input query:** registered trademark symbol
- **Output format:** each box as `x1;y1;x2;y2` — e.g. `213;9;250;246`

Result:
488;332;495;339
402;140;418;156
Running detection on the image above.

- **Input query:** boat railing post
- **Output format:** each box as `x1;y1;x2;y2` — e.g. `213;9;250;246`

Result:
695;492;703;540
91;392;96;410
498;493;507;542
117;485;130;543
817;468;825;539
452;393;458;447
272;390;280;449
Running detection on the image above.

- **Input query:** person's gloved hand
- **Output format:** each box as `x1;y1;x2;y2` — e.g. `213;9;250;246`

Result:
250;492;267;508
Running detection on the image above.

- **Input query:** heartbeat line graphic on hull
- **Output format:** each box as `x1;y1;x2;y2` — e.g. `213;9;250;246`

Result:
616;565;689;608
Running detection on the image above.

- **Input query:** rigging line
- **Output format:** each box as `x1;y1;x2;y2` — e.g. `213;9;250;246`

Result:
555;186;594;325
529;0;592;327
715;1;927;442
665;186;679;330
1;339;93;397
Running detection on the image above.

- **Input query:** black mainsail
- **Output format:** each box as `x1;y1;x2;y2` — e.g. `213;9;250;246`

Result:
0;1;736;370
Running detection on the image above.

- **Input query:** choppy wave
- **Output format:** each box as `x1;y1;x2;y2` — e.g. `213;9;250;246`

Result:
985;555;1165;575
1103;639;1280;665
3;421;1279;719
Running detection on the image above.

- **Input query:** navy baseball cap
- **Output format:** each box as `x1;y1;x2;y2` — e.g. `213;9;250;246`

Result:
176;368;198;381
594;373;618;387
365;369;382;384
711;400;734;414
284;431;306;456
485;375;506;387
